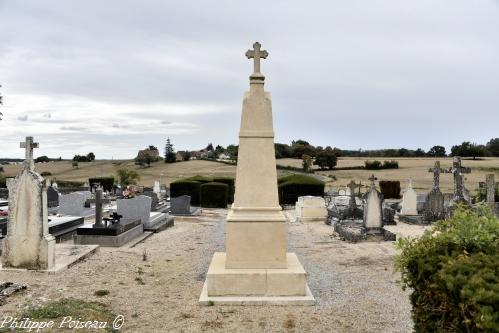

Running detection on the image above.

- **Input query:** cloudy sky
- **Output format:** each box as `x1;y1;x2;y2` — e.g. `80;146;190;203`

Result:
1;0;498;159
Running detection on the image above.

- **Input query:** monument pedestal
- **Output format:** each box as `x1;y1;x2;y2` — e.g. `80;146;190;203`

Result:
200;252;314;305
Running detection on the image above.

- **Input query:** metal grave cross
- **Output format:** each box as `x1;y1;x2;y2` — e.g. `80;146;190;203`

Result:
20;136;39;171
86;186;111;228
246;42;268;75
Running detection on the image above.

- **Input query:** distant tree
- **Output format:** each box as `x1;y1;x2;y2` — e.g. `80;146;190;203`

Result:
86;152;95;161
486;138;499;157
314;150;338;170
148;145;158;151
451;142;486;160
182;151;191;161
35;155;50;163
293;139;310;146
205;143;214;151
116;168;140;187
302;154;313;173
274;143;292;159
428;146;446;157
415;148;426;157
164;137;176;163
226;145;239;161
291;141;316;158
0;166;4;173
215;145;225;154
72;161;78;169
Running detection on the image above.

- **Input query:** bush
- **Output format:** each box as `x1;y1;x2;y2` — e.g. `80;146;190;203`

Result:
213;177;235;203
170;180;202;206
201;182;229;208
184;175;214;184
0;174;6;188
278;174;325;205
379;181;401;199
365;160;399;170
56;180;84;188
40;171;52;177
88;177;115;192
395;205;499;332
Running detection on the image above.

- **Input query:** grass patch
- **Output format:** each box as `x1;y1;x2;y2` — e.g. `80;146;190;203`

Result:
19;298;116;332
135;277;145;285
94;290;110;297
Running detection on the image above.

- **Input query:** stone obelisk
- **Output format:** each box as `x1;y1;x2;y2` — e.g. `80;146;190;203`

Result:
200;42;314;305
2;137;55;270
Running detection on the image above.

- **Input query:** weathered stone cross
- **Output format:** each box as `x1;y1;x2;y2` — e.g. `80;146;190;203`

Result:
428;161;444;190
246;42;268;76
368;174;377;188
86;185;111;228
20;136;39;171
449;156;471;202
347;180;358;213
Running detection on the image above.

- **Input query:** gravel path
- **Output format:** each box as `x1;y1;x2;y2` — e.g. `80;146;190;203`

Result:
0;209;423;332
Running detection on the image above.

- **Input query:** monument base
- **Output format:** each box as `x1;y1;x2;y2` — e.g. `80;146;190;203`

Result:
199;252;315;306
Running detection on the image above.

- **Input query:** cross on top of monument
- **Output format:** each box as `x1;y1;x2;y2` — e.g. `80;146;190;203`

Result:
368;174;377;187
20;136;39;171
246;42;268;80
428;161;444;189
450;156;471;176
347;180;357;194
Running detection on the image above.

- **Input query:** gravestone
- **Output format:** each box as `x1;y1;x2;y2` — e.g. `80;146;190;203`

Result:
59;192;87;216
2;137;55;270
295;196;327;222
153;181;161;195
449;156;471;203
47;186;60;208
86;186;110;227
400;179;418;215
117;195;152;225
142;190;159;210
486;174;495;206
171;195;192;215
424;161;446;222
362;175;384;234
338;189;346;196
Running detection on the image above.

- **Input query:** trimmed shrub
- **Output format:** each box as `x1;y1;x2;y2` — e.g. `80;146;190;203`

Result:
379;181;401;199
184;175;214;184
56;180;84;188
213;177;235;203
395;205;499;333
88;177;115;192
170;180;202;205
365;160;382;169
365;160;399;170
0;174;6;188
201;182;229;208
278;174;325;205
383;160;399;169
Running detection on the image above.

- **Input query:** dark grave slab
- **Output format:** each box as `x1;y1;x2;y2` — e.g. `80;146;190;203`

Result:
171;195;201;216
75;217;143;247
47;186;60;208
48;216;84;241
77;218;141;236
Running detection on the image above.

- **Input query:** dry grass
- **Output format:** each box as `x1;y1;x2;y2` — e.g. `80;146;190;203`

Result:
3;157;498;194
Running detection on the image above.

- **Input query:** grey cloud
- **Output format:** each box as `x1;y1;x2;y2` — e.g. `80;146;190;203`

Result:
17;115;28;121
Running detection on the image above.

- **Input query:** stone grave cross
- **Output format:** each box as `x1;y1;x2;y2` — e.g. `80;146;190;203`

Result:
86;186;110;228
428;161;445;190
347;180;358;215
20;136;39;171
246;42;268;76
448;157;471;202
368;174;377;188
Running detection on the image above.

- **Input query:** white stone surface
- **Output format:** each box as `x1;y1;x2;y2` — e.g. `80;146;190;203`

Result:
400;179;418;215
295;196;327;222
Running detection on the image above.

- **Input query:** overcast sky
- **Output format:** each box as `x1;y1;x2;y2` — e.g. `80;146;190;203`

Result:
1;0;498;159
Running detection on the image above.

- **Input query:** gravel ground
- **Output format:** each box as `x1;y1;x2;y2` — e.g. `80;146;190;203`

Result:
0;209;427;332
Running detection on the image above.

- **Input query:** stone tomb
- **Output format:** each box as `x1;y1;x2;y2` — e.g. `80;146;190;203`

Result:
200;43;314;305
400;179;418;215
295;196;327;223
58;192;94;218
75;186;144;247
117;195;173;233
170;195;201;216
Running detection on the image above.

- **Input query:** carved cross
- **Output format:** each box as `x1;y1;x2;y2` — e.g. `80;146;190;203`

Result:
449;157;471;202
20;136;39;171
347;181;357;196
245;42;268;75
428;161;444;190
368;174;377;188
347;180;358;213
86;186;111;228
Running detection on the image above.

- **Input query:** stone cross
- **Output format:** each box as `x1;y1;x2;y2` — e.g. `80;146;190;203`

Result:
428;161;444;190
20;136;39;171
246;42;268;76
368;174;377;188
347;180;358;214
448;157;471;202
86;186;110;228
486;174;495;205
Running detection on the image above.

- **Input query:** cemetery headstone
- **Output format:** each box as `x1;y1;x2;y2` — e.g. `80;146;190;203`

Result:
400;179;418;215
2;137;55;270
424;161;446;222
362;175;384;233
59;192;87;216
47;186;60;208
486;174;495;206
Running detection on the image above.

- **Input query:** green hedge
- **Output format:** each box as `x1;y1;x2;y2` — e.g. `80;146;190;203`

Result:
170;180;202;206
379;181;401;199
395;205;499;332
201;182;229;208
278;174;325;205
88;177;115;192
56;180;85;188
365;160;399;170
213;177;235;203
